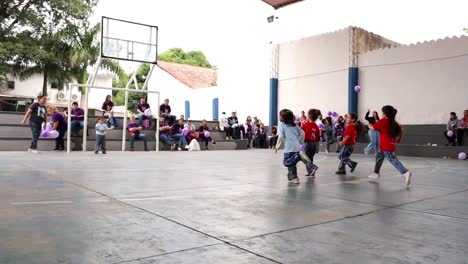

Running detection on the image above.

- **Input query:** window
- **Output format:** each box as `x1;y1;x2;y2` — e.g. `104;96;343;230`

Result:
50;82;59;89
7;81;15;89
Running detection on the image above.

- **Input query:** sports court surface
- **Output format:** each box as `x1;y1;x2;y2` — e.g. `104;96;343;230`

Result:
1;150;467;263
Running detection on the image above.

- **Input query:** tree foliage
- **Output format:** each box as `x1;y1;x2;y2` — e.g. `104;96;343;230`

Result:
0;0;99;95
158;48;213;68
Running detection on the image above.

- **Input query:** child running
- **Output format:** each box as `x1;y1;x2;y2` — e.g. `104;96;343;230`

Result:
301;109;321;177
368;105;412;187
336;113;359;175
95;116;114;154
275;109;318;184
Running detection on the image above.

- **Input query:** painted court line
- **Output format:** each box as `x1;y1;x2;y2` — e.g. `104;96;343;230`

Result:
120;196;193;202
10;200;73;205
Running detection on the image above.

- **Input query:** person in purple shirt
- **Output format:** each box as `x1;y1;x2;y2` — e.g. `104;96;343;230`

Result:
102;95;119;127
159;116;175;149
198;119;216;150
127;116;149;151
136;96;152;127
171;118;188;150
47;106;67;151
70;102;86;137
160;98;176;125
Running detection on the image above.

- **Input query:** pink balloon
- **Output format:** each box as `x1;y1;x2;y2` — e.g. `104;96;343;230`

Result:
447;130;454;137
204;131;211;138
458;152;467;160
354;85;361;92
49;130;59;138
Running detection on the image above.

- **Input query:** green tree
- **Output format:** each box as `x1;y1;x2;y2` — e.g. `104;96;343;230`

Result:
0;0;98;94
158;48;213;68
112;64;150;113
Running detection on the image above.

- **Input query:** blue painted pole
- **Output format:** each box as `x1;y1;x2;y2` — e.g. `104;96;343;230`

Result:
212;98;219;121
348;67;359;114
269;78;278;126
185;100;190;119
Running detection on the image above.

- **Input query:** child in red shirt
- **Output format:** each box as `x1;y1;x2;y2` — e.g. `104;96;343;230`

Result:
301;109;321;177
368;105;412;187
336;113;359;175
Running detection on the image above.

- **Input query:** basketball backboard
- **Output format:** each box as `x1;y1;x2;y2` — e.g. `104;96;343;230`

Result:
101;17;158;64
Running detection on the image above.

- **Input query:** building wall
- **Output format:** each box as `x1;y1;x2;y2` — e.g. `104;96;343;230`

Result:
359;36;468;124
87;74;114;110
277;28;350;117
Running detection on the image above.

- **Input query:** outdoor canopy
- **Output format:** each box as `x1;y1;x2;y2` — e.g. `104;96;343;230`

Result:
261;0;303;9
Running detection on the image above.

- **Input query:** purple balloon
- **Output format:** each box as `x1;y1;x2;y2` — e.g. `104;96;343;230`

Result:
447;130;454;137
41;130;50;138
299;144;305;152
204;131;211;138
327;111;332;116
332;111;337;117
45;123;52;131
49;130;59;138
319;124;324;129
182;128;189;136
458;152;467;160
354;85;361;92
295;116;301;122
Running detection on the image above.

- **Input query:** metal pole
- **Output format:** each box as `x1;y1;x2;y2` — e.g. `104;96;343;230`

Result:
122;64;141;151
142;64;155;90
66;84;73;153
82;56;102;152
156;93;160;152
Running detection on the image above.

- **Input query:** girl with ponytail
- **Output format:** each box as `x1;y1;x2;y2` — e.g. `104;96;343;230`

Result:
368;105;412;187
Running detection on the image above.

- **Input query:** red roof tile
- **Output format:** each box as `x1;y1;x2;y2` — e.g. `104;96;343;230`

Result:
157;60;217;89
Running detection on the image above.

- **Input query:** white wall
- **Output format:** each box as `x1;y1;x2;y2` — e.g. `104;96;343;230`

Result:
87;74;113;110
277;28;350;117
359;36;468;124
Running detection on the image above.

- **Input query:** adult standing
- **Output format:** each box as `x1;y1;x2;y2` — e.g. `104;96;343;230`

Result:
48;106;67;151
160;98;176;125
102;95;119;127
21;95;47;153
364;109;380;155
70;102;85;137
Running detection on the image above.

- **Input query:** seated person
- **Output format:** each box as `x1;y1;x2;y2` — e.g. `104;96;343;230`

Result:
269;126;278;149
460;110;468;146
241;116;253;148
160;99;176;125
70;102;85;137
102;95;119;127
219;111;230;137
227;111;240;139
444;112;462;146
158;116;175;149
253;123;268;148
172;118;188;150
198;119;216;150
185;120;199;143
136;96;151;127
127;116;149;151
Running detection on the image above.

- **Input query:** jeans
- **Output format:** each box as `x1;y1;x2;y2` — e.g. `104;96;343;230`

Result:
374;151;408;174
172;133;187;147
104;113;119;127
95;135;107;152
71;120;84;136
55;127;67;150
304;142;317;164
200;134;212;147
130;134;148;150
159;133;173;145
269;136;278;148
29;121;42;150
138;114;151;127
283;152;318;179
338;145;355;172
365;130;380;154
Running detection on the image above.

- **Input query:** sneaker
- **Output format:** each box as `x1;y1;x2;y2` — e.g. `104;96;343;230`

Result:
102;151;107;154
31;149;39;154
171;144;177;151
95;151;98;154
229;137;233;140
226;137;230;140
144;149;149;152
368;173;380;179
325;149;329;153
350;161;358;173
130;148;134;152
292;177;300;184
27;148;32;152
53;148;60;151
335;170;346;175
184;145;190;149
307;167;318;177
212;141;216;145
178;147;182;151
403;171;412;187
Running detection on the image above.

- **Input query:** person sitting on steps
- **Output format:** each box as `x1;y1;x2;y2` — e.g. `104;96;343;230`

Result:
127;116;149;151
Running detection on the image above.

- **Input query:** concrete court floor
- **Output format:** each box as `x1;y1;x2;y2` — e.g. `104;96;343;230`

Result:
0;150;467;264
